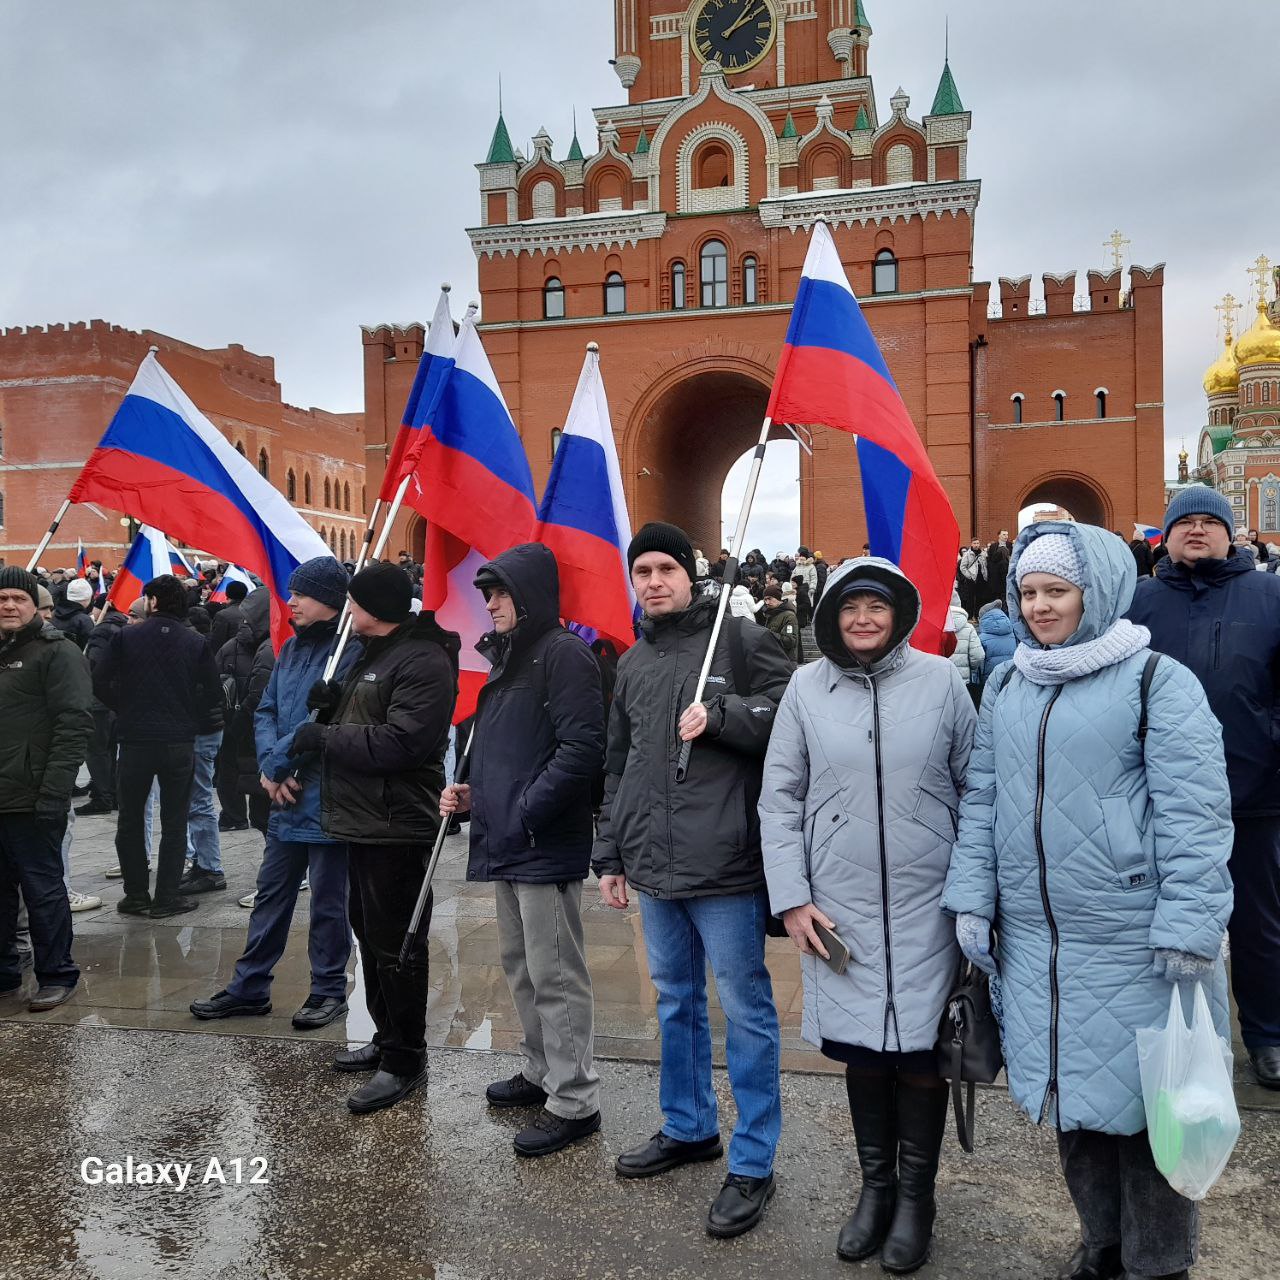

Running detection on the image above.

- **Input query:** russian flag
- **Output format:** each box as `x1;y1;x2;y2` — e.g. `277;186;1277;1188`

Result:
534;345;636;651
379;287;457;503
404;315;537;556
105;525;187;611
209;564;255;604
1134;523;1162;546
422;527;491;724
765;221;959;653
76;539;88;578
69;351;333;650
169;545;196;577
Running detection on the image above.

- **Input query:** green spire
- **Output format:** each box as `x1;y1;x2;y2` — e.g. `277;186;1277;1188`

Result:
930;59;965;115
634;128;650;155
854;104;871;131
567;130;584;162
485;111;515;164
854;0;870;30
779;112;798;139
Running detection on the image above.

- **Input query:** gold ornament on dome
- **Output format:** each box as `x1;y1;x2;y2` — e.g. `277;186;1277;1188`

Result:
1204;293;1241;395
1235;302;1280;369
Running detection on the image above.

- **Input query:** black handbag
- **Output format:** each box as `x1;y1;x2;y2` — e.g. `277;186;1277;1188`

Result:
935;960;1004;1153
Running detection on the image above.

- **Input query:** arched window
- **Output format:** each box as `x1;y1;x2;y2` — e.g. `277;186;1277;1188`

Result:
343;482;351;512
543;276;565;319
701;239;728;307
304;473;313;505
323;478;331;508
286;469;297;501
1095;389;1108;418
1053;391;1066;422
885;143;914;184
362;486;367;512
1247;383;1254;405
258;449;269;480
742;256;758;305
551;428;563;457
1011;393;1024;425
873;249;898;295
531;179;556;219
0;422;4;455
604;271;626;315
0;490;5;528
235;441;246;456
1264;381;1272;404
694;140;732;189
319;525;326;544
329;529;337;553
671;261;686;310
338;530;346;560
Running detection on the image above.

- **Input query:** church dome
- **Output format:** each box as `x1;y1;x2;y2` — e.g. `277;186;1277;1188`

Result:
1235;301;1280;368
1202;333;1240;396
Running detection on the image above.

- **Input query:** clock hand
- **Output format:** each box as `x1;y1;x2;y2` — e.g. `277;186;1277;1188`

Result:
721;1;765;39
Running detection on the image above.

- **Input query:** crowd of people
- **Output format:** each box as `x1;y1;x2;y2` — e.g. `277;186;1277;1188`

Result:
1;482;1276;1279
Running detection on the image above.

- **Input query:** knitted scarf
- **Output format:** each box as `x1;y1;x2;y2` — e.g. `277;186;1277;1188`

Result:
1013;618;1150;686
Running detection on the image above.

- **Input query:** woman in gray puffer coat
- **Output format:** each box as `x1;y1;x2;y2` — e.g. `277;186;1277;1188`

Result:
761;558;976;1274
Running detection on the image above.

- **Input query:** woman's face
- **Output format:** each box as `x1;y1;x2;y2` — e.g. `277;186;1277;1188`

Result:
839;592;895;660
1019;572;1084;646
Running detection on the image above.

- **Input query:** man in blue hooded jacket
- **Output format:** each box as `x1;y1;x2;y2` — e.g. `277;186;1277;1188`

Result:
1128;486;1280;1089
190;556;357;1030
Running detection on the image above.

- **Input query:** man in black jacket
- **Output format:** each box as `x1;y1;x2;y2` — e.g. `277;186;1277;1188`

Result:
209;579;248;653
292;562;458;1114
53;577;95;649
441;544;603;1157
593;522;793;1239
77;606;128;815
0;567;93;1011
94;575;222;918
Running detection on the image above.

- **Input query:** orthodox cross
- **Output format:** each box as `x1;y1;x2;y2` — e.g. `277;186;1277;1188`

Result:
1104;229;1130;271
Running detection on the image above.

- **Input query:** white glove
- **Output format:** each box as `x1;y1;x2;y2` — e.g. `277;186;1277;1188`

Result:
955;913;997;977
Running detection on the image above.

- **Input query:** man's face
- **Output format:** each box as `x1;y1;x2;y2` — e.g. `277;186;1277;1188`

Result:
632;552;693;617
347;597;391;637
0;588;37;633
998;530;1009;544
1166;516;1231;565
1249;530;1258;540
484;586;519;634
969;539;981;551
289;592;337;628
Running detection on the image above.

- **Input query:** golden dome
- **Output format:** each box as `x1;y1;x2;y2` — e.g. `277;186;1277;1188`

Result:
1202;332;1239;396
1235;301;1280;368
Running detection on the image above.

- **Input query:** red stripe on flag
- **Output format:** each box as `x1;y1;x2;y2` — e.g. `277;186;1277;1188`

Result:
534;521;635;651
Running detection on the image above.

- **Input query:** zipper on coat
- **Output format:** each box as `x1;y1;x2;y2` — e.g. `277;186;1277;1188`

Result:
869;676;897;1050
1034;686;1064;1126
1212;621;1221;670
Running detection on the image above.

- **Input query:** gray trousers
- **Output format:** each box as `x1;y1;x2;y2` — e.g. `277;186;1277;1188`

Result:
1058;1128;1198;1279
495;880;600;1119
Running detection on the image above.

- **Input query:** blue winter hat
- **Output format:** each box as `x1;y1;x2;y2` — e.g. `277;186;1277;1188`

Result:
288;556;349;610
1163;485;1234;540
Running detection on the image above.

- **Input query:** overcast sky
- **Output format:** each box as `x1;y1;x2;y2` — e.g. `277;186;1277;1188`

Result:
5;2;1275;553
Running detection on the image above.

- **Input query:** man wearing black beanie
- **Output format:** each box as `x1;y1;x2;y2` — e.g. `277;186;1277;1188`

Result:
289;561;460;1113
593;522;794;1238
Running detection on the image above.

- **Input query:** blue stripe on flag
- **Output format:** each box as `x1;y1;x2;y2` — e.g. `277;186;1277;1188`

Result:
857;437;910;565
785;278;898;391
537;435;622;545
428;366;536;504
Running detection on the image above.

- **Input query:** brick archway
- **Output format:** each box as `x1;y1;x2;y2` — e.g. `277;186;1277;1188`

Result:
1016;472;1112;529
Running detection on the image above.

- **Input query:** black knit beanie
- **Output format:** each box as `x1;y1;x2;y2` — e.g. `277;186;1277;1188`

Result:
626;522;697;583
348;562;413;624
0;565;41;606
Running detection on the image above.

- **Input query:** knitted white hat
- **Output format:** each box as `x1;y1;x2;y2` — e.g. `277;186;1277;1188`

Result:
1016;533;1083;588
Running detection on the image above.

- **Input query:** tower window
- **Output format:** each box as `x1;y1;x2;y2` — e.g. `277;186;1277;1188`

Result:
873;249;898;295
235;441;246;456
694;141;732;189
1247;383;1254;405
343;482;351;512
1011;393;1024;425
286;469;297;501
1264;381;1271;404
304;473;313;505
543;276;565;319
701;239;728;307
1095;390;1107;419
324;478;332;508
551;427;563;457
258;449;270;480
0;490;5;528
604;271;626;315
671;261;686;310
743;256;758;305
1053;392;1066;422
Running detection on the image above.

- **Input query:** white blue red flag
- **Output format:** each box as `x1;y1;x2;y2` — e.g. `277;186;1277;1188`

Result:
69;351;332;650
1134;523;1162;546
534;346;636;651
422;530;492;724
169;545;196;577
765;221;958;653
105;525;190;611
379;287;457;503
209;564;255;604
76;539;88;578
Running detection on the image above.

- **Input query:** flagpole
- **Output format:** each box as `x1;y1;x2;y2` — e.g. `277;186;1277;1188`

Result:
352;499;383;574
675;415;775;784
25;498;73;572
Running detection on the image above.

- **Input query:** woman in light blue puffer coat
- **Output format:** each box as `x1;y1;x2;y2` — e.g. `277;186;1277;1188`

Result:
942;521;1233;1280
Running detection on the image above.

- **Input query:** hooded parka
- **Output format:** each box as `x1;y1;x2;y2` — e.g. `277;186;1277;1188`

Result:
467;543;604;883
943;522;1234;1134
761;559;976;1052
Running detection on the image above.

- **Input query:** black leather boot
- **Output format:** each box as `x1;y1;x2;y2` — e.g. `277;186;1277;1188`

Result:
837;1067;898;1263
880;1078;947;1274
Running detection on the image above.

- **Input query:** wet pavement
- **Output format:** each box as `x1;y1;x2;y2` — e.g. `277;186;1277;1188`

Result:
1;810;1277;1278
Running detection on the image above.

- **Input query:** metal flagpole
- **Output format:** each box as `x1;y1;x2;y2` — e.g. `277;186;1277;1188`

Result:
25;498;73;572
397;725;475;970
352;499;383;575
675;415;776;783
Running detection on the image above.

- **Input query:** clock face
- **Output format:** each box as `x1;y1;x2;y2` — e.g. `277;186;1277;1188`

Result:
690;0;777;75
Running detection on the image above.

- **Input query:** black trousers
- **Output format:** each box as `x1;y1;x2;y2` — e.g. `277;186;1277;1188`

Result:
116;742;195;903
84;708;117;806
1057;1129;1197;1279
1228;814;1280;1048
0;812;78;990
348;845;432;1077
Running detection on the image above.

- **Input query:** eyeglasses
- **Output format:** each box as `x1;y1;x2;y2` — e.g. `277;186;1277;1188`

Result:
1169;517;1225;533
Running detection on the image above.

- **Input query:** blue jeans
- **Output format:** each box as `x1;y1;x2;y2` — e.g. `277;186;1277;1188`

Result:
186;731;223;873
227;828;351;1003
638;888;781;1178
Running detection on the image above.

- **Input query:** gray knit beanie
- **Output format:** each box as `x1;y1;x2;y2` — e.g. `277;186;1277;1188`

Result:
1016;533;1084;588
1162;485;1234;539
288;556;349;610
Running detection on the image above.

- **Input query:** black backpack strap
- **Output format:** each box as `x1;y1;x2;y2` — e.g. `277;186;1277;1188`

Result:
996;663;1016;695
723;614;752;696
1137;652;1161;743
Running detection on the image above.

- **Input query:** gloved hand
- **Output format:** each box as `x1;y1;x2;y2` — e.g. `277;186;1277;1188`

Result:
306;679;345;723
289;721;325;758
34;795;68;824
955;913;997;977
1153;948;1215;984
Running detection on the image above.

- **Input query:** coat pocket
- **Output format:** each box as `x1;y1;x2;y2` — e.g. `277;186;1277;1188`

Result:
913;783;958;842
806;790;849;854
1100;794;1157;891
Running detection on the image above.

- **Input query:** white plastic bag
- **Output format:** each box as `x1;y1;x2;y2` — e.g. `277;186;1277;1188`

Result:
1135;982;1240;1200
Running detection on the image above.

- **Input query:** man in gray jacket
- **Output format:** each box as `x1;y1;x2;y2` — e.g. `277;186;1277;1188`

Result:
593;522;793;1240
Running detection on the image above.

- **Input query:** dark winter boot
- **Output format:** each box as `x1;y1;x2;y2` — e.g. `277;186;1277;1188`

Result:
880;1078;947;1274
837;1067;898;1263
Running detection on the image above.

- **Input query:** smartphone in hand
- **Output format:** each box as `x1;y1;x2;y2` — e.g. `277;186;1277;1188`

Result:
811;919;851;976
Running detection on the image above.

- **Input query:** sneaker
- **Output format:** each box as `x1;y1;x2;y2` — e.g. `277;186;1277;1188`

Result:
299;876;310;892
178;868;227;894
514;1109;601;1158
68;891;103;913
238;891;257;908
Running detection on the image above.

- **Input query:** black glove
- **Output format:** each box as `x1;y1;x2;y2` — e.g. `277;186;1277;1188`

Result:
306;679;344;723
289;721;325;758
